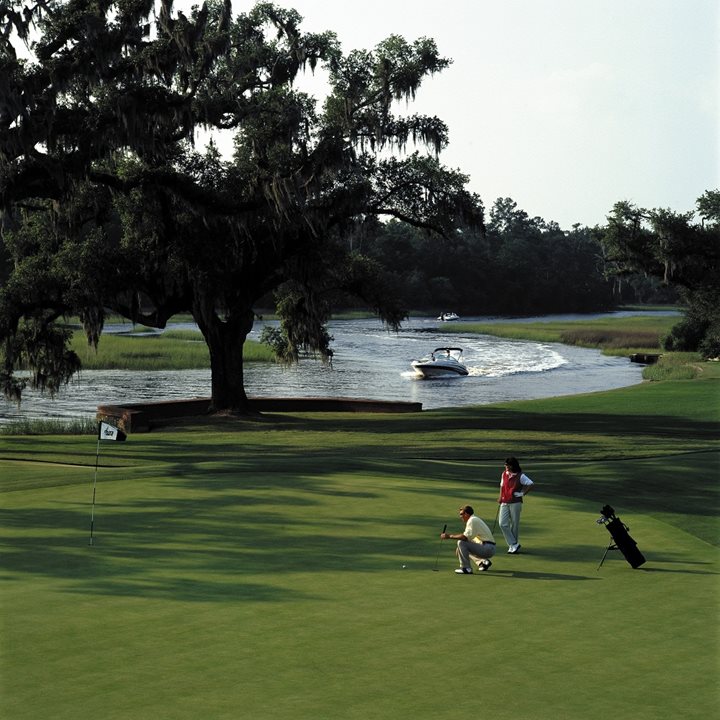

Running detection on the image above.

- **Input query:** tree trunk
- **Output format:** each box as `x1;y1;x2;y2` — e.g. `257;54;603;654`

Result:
194;304;255;414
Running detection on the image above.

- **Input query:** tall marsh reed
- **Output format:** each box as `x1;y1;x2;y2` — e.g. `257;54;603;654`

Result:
70;330;273;369
642;353;702;381
451;315;676;354
0;416;98;435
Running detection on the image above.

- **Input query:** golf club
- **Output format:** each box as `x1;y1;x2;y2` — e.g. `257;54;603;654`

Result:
432;524;447;571
491;504;500;533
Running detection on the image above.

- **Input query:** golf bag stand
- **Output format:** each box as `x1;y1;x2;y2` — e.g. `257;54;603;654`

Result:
597;539;618;570
596;505;646;570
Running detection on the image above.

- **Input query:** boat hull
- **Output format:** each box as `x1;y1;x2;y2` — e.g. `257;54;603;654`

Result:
411;362;468;378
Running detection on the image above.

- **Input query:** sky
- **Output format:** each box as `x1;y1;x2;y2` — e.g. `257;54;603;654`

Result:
250;0;719;229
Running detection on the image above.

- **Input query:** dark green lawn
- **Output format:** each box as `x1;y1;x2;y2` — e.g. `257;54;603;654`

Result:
2;368;719;719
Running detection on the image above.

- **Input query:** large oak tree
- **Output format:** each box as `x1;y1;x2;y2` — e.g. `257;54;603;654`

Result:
0;0;482;411
599;191;720;357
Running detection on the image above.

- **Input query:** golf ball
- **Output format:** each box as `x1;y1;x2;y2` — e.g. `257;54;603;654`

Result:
402;564;406;569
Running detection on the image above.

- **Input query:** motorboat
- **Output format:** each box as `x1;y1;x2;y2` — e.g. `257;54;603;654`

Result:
437;312;460;321
411;347;469;378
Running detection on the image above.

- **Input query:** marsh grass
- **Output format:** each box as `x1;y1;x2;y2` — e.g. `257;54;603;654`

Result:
70;330;273;369
160;329;205;341
642;352;704;381
0;416;98;436
558;327;662;349
450;315;676;354
452;314;714;381
329;309;377;319
618;304;680;312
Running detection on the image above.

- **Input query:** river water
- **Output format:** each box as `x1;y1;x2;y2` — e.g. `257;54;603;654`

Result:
0;312;665;424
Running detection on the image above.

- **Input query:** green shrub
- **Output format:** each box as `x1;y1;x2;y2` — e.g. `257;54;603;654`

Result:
642;353;701;381
663;317;708;352
699;321;720;359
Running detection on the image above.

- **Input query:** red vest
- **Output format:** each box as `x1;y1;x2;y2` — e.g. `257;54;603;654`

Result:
500;471;523;503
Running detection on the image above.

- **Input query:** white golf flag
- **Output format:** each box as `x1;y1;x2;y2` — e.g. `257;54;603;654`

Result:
99;421;127;442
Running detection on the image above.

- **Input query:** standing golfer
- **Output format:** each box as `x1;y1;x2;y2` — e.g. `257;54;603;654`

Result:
498;456;534;554
441;505;496;574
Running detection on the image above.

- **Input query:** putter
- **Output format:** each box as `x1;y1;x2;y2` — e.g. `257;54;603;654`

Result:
432;524;447;571
491;505;500;533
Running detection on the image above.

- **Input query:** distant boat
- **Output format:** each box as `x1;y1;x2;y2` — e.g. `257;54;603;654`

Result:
411;347;469;378
437;312;460;321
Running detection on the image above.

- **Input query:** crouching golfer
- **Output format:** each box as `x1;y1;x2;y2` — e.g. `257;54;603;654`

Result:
441;505;496;574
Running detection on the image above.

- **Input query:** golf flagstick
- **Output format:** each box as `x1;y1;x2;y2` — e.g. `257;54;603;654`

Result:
89;429;101;546
432;524;447;571
90;421;127;545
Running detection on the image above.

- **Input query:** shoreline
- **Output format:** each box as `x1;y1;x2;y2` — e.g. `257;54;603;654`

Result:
1;312;694;429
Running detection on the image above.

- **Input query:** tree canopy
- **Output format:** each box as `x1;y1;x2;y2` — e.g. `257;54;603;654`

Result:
599;191;720;357
0;0;482;411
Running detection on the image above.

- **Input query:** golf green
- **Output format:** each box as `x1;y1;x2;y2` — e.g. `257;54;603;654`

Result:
1;377;718;719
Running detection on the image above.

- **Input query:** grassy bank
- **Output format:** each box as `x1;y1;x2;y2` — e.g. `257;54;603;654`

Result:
446;314;677;355
446;314;714;381
1;366;718;719
65;313;677;372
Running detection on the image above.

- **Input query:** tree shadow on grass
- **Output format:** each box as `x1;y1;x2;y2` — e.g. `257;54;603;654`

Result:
631;551;719;575
2;528;326;603
518;543;614;565
635;566;719;576
491;544;716;576
484;570;600;581
0;500;450;603
71;577;316;603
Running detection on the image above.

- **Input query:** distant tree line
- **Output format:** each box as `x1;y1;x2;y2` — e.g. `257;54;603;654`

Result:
319;190;720;361
327;196;675;317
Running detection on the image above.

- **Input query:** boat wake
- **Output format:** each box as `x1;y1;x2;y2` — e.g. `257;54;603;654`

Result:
462;342;567;378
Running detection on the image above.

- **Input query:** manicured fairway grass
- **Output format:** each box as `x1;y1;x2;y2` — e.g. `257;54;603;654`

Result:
1;375;718;719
